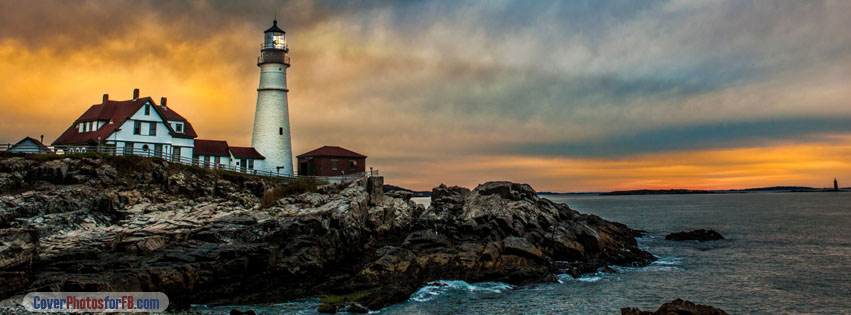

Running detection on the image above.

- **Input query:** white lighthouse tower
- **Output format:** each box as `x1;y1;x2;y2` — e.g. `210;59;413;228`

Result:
251;19;294;176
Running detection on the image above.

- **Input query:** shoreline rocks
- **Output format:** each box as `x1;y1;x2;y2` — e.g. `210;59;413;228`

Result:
665;229;724;242
621;298;730;315
0;154;653;312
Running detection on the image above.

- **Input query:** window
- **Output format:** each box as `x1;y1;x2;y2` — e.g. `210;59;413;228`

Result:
82;122;88;133
350;160;357;171
149;122;156;136
279;127;283;135
175;123;183;132
204;156;210;168
331;159;339;170
87;121;93;132
142;144;150;151
248;160;254;170
144;104;150;115
133;121;141;135
214;156;220;167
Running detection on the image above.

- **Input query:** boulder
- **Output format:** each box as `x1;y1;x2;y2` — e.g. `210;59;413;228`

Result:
665;229;724;242
621;298;730;315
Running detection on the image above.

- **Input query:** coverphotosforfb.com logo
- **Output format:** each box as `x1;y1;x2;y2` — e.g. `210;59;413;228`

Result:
23;292;169;313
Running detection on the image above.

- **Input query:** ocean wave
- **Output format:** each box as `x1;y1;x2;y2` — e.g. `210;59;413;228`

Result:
556;272;606;283
612;256;683;273
652;256;682;266
558;256;683;284
409;280;513;302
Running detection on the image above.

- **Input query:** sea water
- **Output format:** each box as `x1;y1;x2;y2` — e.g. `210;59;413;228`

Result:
193;192;851;314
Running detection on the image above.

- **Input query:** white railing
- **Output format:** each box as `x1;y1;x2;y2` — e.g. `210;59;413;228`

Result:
16;145;377;184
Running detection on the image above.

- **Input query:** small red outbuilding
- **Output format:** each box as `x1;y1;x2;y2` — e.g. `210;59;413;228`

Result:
297;146;366;176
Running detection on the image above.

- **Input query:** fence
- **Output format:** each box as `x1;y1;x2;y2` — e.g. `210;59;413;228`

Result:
7;144;377;184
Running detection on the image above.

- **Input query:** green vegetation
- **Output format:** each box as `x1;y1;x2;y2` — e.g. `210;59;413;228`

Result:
317;290;371;312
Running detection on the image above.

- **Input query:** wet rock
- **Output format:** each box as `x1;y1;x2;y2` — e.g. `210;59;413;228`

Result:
0;154;653;312
665;229;724;242
0;228;38;270
229;309;257;315
621;298;730;315
343;303;369;313
317;303;337;313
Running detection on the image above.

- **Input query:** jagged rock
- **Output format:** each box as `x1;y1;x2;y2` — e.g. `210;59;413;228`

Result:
0;154;653;312
665;229;724;242
0;228;38;270
386;190;413;201
621;298;729;315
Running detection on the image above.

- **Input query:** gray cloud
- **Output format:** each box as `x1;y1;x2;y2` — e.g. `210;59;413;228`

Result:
2;0;850;167
498;117;851;158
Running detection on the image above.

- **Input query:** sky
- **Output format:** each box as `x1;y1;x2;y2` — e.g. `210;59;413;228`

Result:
1;0;850;192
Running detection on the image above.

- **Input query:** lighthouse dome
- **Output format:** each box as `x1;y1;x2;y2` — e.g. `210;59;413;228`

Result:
265;19;285;34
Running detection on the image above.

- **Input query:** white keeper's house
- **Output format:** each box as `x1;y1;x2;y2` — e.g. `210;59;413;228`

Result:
52;89;198;160
52;88;269;174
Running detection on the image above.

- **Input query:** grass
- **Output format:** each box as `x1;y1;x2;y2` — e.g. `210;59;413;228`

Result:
259;177;318;208
319;290;371;305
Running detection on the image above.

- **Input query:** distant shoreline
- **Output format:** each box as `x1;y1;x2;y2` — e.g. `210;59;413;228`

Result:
542;187;849;196
389;184;849;197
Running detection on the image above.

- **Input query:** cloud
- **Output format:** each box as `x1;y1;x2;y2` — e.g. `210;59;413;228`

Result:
1;0;850;190
500;117;851;158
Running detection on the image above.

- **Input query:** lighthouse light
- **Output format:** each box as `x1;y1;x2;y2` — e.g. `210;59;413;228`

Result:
273;34;286;49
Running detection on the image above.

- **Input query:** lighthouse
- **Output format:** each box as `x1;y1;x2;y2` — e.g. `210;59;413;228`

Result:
251;19;294;176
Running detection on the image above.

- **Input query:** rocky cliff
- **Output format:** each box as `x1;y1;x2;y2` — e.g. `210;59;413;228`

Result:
0;154;653;312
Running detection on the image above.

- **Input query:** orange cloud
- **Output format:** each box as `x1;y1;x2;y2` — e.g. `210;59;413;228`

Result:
379;136;851;191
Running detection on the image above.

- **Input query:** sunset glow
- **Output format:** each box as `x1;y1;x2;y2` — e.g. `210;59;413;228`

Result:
1;0;849;191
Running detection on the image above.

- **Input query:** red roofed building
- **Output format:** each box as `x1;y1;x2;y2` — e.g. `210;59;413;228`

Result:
229;146;266;172
297;146;366;176
7;136;54;154
48;89;273;176
52;89;197;160
193;139;231;168
192;140;266;173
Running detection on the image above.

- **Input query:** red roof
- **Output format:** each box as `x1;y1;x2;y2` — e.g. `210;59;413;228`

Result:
10;137;54;153
229;146;265;159
52;96;197;146
193;139;230;157
297;146;366;158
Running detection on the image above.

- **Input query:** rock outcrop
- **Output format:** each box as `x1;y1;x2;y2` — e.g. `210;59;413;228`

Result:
665;229;724;242
0;154;653;312
621;298;730;315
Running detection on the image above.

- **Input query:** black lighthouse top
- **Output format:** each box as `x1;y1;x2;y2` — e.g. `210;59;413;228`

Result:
259;19;290;65
262;19;288;52
265;19;285;34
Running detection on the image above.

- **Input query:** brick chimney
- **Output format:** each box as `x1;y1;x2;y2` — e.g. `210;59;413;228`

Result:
102;94;109;103
133;88;140;100
160;97;167;108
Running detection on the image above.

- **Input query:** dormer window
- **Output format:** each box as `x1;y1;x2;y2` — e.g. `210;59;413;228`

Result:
175;123;183;132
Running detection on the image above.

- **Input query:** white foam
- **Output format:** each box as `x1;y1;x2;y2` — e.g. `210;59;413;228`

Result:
409;280;513;302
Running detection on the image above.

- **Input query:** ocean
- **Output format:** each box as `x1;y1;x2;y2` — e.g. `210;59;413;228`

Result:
193;192;851;314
